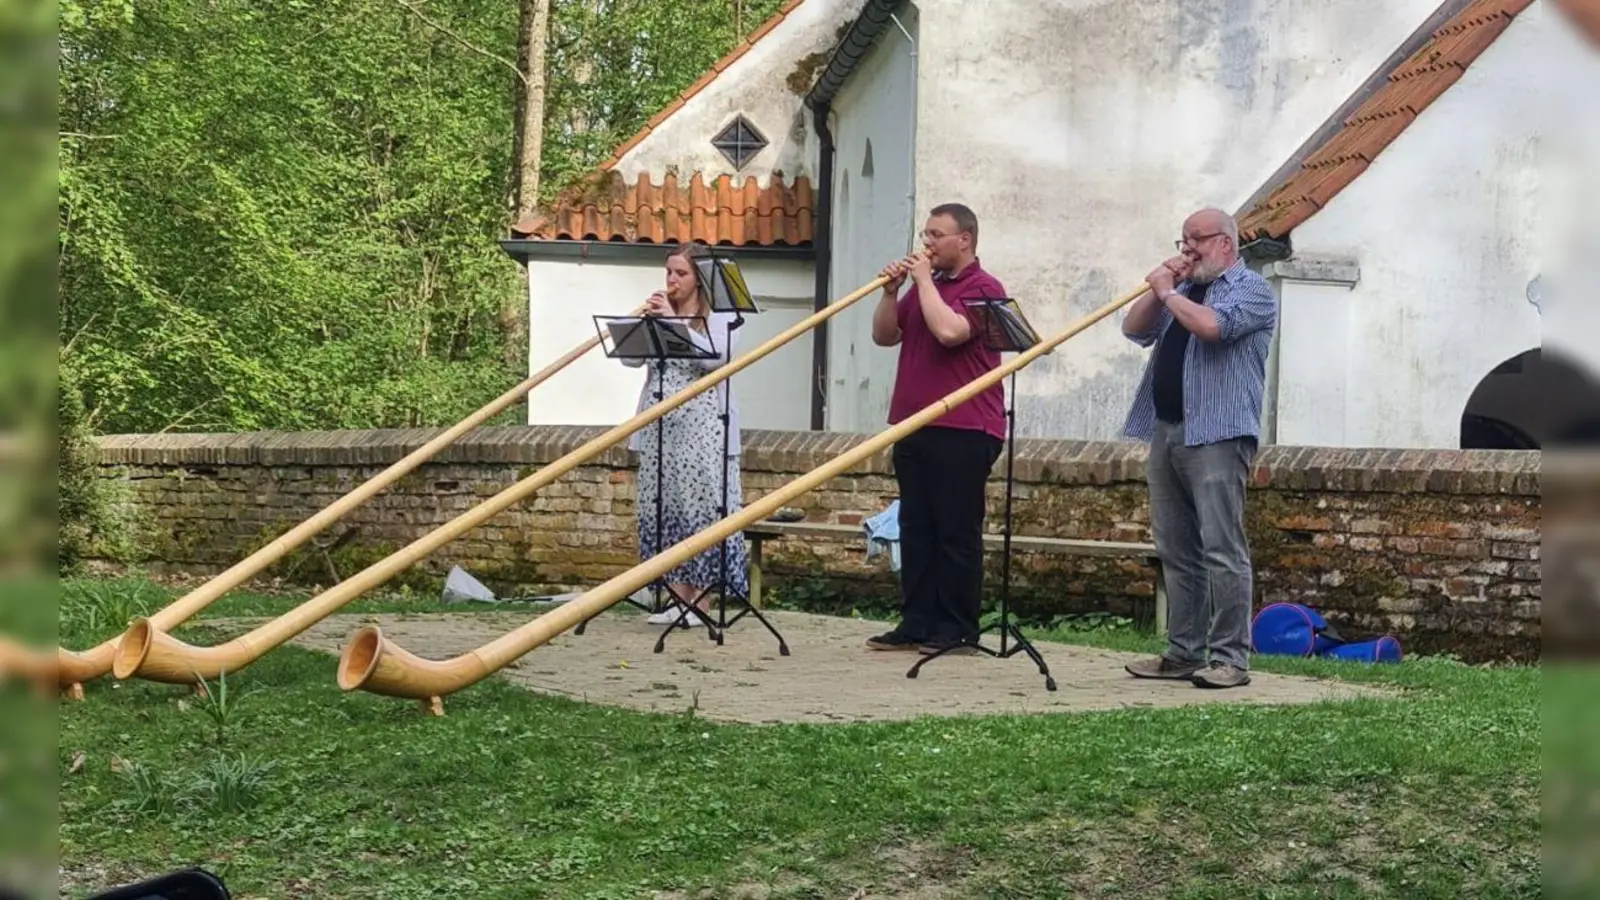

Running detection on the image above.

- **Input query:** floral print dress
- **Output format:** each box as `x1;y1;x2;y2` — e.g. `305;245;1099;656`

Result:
625;311;749;599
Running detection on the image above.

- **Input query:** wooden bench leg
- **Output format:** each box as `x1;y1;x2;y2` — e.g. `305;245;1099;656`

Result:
748;539;764;609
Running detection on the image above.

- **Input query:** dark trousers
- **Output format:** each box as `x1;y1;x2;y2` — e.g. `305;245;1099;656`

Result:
890;425;1003;643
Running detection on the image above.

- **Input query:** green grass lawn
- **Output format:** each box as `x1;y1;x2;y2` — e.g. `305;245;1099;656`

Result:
58;577;1539;899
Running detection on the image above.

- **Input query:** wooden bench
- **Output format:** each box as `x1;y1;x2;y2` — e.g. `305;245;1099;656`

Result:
742;521;1167;636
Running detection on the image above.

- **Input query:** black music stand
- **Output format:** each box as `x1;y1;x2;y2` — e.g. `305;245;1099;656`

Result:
907;294;1056;691
655;254;790;656
574;313;721;640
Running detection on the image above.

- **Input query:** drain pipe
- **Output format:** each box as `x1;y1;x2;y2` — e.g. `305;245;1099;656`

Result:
888;11;917;254
810;101;835;431
803;0;901;430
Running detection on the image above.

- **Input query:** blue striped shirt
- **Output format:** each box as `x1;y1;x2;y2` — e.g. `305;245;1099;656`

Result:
1122;259;1277;447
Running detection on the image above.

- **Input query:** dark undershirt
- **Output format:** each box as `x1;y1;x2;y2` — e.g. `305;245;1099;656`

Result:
1152;280;1211;424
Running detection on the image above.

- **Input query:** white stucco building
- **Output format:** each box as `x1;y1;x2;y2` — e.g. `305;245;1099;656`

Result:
503;0;1599;450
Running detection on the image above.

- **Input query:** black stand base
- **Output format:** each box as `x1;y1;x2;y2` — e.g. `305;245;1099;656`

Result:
573;585;721;640
651;587;790;656
606;594;657;617
902;370;1054;692
905;618;1056;691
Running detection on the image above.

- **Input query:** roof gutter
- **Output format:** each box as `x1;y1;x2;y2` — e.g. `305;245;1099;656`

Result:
1240;235;1292;267
805;0;904;110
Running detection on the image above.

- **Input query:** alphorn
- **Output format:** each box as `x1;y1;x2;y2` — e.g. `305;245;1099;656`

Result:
337;281;1148;712
58;313;637;699
1;637;57;697
111;266;916;685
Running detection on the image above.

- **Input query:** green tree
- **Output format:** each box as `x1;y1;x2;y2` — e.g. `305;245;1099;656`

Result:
542;0;787;198
58;0;792;436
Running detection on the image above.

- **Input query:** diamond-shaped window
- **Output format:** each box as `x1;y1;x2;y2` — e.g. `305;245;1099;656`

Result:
711;115;768;170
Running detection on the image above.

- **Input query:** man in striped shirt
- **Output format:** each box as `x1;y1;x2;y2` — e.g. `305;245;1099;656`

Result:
1120;207;1276;689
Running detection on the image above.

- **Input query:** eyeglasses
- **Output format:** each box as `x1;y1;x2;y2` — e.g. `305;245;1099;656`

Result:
1175;232;1225;251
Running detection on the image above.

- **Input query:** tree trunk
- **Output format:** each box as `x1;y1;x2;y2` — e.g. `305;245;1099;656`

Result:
515;0;551;221
504;0;552;399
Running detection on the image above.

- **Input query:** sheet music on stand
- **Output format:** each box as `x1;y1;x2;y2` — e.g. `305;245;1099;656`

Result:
596;315;716;361
963;296;1042;353
695;256;761;314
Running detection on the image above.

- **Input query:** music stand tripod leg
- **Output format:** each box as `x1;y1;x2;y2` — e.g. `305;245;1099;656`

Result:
655;312;786;655
699;383;790;655
905;368;1054;691
711;586;791;655
577;365;666;637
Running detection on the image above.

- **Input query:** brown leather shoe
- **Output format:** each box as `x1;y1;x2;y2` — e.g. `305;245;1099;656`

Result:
1124;655;1205;680
1191;662;1252;689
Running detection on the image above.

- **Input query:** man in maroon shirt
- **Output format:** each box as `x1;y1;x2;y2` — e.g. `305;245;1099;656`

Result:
865;203;1007;654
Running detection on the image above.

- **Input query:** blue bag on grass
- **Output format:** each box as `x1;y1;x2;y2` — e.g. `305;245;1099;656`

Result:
1250;602;1401;664
1323;635;1403;663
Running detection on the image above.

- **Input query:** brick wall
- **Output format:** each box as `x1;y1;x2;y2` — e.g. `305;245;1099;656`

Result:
94;427;1541;661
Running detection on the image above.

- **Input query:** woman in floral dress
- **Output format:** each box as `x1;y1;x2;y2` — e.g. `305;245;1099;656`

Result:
622;242;750;627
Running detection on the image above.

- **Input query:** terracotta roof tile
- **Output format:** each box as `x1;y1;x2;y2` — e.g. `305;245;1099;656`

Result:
1237;0;1532;242
512;171;815;247
510;0;819;246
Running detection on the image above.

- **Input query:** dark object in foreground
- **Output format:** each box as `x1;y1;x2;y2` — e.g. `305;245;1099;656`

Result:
87;868;229;900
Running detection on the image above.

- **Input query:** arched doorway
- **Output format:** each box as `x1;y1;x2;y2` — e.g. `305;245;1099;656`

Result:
1460;348;1600;449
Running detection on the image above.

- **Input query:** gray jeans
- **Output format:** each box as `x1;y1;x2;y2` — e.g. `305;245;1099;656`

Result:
1148;419;1257;669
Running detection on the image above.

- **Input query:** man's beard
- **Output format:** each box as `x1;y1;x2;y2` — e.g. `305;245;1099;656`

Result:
1190;260;1223;284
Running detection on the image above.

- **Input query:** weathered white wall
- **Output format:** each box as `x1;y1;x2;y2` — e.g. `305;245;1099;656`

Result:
1279;2;1591;448
525;258;816;433
826;1;919;434
611;0;866;187
891;0;1442;440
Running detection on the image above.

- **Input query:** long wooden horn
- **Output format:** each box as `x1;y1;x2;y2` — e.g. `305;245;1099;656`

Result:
1;637;57;697
337;282;1148;711
111;270;908;685
58;312;634;698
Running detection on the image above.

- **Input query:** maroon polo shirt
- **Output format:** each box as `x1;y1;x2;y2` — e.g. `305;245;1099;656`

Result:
887;258;1007;440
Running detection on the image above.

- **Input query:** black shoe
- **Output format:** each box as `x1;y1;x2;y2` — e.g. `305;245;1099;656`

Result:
865;629;921;651
917;637;979;656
